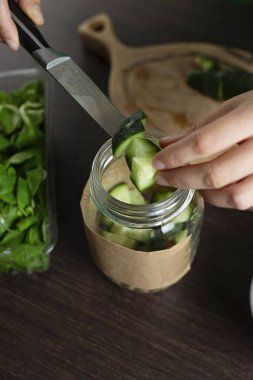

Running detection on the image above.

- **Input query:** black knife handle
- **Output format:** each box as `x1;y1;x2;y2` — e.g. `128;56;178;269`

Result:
8;0;50;53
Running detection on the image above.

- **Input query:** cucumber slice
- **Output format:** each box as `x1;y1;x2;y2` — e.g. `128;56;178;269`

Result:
153;190;174;203
113;132;144;158
172;204;192;224
126;137;159;168
174;229;188;244
100;215;113;229
130;188;147;205
109;183;131;204
110;222;151;243
195;54;218;72
112;111;147;157
149;228;168;251
109;183;147;205
130;152;157;192
101;230;137;249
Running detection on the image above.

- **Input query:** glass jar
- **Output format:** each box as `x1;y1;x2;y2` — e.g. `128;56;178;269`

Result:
81;139;204;293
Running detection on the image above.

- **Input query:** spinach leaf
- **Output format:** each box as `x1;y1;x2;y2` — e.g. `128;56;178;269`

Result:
27;167;45;197
12;121;43;149
8;150;34;165
0;134;10;151
11;244;48;272
0;204;19;236
0;104;21;134
0;192;16;205
0;244;48;273
0;91;13;104
26;226;42;245
17;177;30;211
26;105;44;126
0;164;16;195
13;80;44;106
16;215;37;231
0;229;25;247
41;216;49;243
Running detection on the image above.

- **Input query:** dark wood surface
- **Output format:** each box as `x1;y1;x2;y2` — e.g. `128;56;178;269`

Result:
0;1;253;379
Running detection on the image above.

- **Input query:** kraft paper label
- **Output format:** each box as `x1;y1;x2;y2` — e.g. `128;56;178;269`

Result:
80;183;192;293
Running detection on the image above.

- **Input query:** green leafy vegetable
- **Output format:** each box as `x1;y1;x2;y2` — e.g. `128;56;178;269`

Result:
0;164;16;196
0;105;21;134
17;177;31;211
0;79;51;274
0;204;19;236
0;135;10;151
1;229;25;247
27;167;45;196
8;150;34;165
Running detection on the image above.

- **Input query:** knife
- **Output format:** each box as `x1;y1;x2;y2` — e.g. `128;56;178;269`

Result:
8;0;124;136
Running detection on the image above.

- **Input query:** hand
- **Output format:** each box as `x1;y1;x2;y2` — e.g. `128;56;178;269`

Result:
153;91;253;210
0;0;44;50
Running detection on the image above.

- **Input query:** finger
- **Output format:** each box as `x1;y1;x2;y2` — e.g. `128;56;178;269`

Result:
159;127;194;148
200;174;253;210
159;99;238;149
156;137;253;189
159;94;246;149
194;94;244;129
18;0;44;25
153;104;253;170
0;0;19;50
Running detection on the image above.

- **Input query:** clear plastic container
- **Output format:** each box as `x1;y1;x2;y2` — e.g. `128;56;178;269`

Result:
81;138;204;293
0;68;57;274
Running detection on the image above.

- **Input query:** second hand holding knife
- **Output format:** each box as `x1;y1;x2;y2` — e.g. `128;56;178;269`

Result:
8;0;124;136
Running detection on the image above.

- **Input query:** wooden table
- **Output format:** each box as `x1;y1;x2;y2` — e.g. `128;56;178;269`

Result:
0;1;253;379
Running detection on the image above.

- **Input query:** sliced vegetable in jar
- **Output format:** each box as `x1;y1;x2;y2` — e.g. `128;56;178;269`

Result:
99;180;193;251
112;111;146;157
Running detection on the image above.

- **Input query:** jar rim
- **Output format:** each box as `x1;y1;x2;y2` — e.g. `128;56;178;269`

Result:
89;139;195;228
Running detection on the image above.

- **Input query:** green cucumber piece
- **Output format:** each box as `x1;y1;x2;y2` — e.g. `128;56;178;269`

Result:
130;152;157;192
174;229;188;244
113;132;144;158
172;204;192;224
101;230;137;249
153;190;174;203
100;215;113;229
112;111;147;157
109;183;131;204
195;54;218;72
125;137;159;168
149;228;168;251
110;222;151;243
130;188;147;205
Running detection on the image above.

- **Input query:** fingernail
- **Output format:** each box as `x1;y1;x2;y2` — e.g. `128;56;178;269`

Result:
6;39;19;51
153;158;166;170
30;5;44;24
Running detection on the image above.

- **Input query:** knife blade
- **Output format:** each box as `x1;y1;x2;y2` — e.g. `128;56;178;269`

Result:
8;0;124;136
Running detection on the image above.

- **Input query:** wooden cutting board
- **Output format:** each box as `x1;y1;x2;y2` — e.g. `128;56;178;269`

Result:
78;14;253;134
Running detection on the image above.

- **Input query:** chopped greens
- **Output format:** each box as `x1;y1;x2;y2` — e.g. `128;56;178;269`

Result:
0;80;50;274
187;54;253;100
